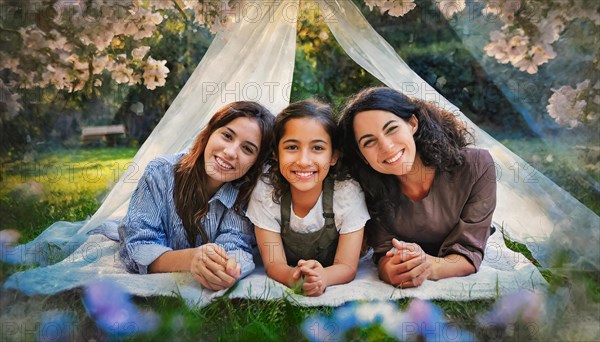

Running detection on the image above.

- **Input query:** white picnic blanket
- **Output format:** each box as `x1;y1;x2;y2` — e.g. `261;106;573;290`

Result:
3;226;547;307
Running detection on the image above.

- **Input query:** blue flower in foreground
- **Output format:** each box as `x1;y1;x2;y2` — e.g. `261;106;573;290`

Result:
478;290;544;327
303;301;406;341
38;310;76;342
83;279;159;337
302;300;475;341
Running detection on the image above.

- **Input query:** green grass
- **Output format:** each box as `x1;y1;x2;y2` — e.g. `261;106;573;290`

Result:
1;145;598;340
0;147;137;240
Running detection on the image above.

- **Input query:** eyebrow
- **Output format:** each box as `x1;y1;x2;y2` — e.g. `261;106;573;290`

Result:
282;138;329;145
357;119;397;145
225;126;259;151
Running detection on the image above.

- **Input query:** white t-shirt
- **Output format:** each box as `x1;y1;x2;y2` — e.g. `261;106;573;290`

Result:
247;177;370;235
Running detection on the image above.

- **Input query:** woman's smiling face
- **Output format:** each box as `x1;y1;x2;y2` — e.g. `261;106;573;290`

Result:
203;116;261;192
353;110;418;176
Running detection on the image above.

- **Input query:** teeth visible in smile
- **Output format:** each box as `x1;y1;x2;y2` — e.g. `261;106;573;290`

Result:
215;156;233;170
294;171;316;177
385;150;404;164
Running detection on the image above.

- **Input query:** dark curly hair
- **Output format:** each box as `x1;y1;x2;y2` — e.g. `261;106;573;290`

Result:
266;99;337;203
174;101;275;246
337;87;472;227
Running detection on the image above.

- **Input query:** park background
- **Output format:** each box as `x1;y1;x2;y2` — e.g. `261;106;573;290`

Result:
0;0;598;340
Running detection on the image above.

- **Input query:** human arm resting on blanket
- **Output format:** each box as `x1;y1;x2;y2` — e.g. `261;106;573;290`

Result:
150;204;254;290
438;155;497;272
148;244;241;291
118;160;174;274
372;153;497;287
298;228;364;296
377;239;474;288
254;226;303;288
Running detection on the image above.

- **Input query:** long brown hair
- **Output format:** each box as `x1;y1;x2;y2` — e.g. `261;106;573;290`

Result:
174;101;274;246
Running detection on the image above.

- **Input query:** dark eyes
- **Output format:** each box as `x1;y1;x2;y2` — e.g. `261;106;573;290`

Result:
222;131;255;154
362;140;375;148
361;126;398;148
283;145;326;151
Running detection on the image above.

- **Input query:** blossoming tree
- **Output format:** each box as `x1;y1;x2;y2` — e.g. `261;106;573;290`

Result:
1;0;598;130
364;0;599;129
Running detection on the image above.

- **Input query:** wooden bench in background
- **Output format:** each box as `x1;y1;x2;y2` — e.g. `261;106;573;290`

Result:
81;124;126;146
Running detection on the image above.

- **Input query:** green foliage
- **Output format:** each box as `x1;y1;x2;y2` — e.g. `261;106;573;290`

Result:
291;3;382;110
501;137;600;215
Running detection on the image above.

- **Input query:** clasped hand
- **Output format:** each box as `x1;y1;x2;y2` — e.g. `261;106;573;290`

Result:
291;259;327;297
379;238;432;288
190;243;241;291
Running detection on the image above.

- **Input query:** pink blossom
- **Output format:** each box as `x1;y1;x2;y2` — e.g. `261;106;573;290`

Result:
109;62;136;85
142;56;169;90
513;57;538;74
365;0;417;17
547;81;591;128
152;0;173;10
132;46;151;60
92;55;109;74
436;0;466;19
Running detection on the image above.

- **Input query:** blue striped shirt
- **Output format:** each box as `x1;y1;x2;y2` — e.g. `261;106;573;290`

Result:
118;153;255;278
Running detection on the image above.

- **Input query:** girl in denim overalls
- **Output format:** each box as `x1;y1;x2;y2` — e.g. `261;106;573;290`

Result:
247;100;370;296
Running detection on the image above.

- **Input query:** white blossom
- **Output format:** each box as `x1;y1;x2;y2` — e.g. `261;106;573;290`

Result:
132;46;151;60
364;0;416;17
142;56;169;90
436;0;466;19
547;80;592;128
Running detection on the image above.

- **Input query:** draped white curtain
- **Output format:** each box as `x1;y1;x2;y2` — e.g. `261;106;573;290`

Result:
317;0;599;271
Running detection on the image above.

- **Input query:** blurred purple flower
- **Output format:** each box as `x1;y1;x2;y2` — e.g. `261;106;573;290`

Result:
302;299;475;341
478;290;544;327
0;229;21;245
396;299;476;342
83;279;159;337
38;310;76;342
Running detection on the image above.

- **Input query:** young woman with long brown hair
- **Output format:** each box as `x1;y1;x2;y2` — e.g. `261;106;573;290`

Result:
119;101;274;290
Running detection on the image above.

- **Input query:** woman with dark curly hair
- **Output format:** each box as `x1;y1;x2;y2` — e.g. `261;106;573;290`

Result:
337;87;497;288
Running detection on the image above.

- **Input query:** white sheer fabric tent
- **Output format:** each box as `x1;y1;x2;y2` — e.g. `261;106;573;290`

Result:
3;0;598;298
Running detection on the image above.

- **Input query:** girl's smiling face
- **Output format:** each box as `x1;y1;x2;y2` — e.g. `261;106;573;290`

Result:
278;117;338;198
353;110;418;176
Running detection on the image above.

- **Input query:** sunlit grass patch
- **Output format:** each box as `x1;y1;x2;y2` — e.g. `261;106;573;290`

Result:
0;147;137;241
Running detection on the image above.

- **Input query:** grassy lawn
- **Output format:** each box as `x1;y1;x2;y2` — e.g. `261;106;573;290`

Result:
0;145;598;340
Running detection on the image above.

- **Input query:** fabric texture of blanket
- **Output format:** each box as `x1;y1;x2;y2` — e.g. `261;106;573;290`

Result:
3;225;547;308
